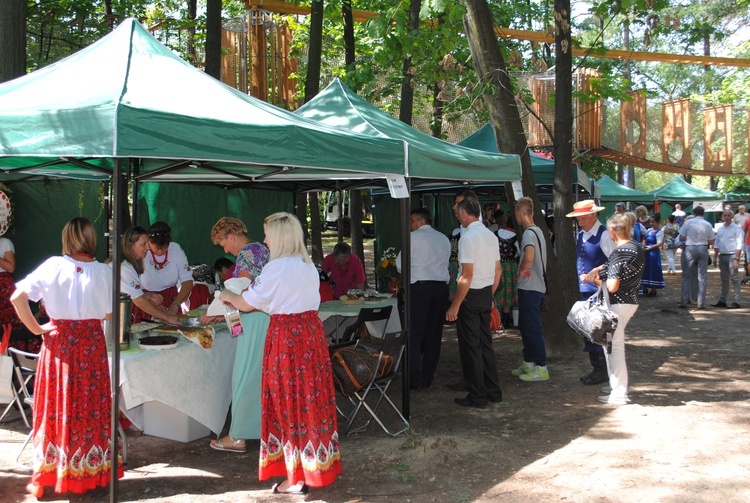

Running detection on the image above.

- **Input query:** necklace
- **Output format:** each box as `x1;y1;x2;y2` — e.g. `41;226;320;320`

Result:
74;252;94;260
150;248;169;270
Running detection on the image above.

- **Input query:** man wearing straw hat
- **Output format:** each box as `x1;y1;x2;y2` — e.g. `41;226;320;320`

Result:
567;200;616;385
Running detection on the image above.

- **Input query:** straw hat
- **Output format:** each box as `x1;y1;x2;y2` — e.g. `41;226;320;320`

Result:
565;199;605;218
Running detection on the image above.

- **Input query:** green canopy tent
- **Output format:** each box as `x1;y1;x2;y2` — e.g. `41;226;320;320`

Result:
296;80;522;251
457;123;595;198
648;176;719;218
595;175;655;218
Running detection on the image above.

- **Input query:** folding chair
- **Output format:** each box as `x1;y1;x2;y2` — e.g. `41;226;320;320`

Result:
338;305;393;344
7;347;39;463
334;330;410;436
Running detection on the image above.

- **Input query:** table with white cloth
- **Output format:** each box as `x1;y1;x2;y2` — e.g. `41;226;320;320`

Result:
111;327;238;443
318;298;401;342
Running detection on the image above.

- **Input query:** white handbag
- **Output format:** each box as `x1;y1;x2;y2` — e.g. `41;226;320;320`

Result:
566;284;619;352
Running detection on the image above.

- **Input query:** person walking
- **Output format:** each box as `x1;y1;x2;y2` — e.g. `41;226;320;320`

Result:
512;197;550;382
641;213;665;297
678;206;715;310
711;209;743;309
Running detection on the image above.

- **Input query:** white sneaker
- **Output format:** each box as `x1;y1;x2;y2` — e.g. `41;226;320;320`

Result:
597;395;629;405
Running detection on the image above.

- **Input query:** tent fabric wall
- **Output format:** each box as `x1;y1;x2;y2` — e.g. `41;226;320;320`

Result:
7;180;107;279
135;183;293;268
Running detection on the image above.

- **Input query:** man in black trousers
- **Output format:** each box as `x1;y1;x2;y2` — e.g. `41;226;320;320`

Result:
445;197;503;408
397;208;451;389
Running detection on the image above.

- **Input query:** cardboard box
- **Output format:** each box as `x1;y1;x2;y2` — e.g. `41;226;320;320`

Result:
142;401;211;443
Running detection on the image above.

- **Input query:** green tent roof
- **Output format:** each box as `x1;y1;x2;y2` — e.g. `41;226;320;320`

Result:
296;80;521;183
0;18;415;186
457;123;591;191
648;176;718;201
596;175;654;202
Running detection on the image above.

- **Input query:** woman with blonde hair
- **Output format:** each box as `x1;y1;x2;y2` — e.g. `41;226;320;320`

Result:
206;216;270;453
11;217;123;497
220;212;340;494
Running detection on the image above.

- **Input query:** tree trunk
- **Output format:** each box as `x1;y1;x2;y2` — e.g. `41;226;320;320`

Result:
551;0;579;353
431;83;444;138
0;0;27;83
398;0;421;125
204;0;222;79
621;17;635;189
187;0;197;65
295;192;309;243
309;193;324;264
342;0;355;69
305;0;325;260
462;0;577;353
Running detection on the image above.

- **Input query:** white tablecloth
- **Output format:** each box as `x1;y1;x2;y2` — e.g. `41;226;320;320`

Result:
112;327;237;435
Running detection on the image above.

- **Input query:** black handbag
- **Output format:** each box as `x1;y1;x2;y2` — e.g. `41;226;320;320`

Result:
566;284;619;352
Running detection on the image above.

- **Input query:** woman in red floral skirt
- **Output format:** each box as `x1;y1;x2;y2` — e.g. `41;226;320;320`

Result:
221;212;341;495
11;217;123;497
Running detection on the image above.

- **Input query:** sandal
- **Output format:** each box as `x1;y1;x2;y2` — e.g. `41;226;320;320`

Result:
272;482;309;495
209;435;246;453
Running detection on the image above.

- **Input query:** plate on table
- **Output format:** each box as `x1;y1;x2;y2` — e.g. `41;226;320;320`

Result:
138;335;179;350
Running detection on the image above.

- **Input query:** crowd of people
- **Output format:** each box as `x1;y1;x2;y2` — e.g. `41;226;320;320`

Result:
8;192;750;498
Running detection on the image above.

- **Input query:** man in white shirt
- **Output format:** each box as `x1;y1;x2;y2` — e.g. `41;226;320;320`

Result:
672;203;686;226
733;205;750;279
396;208;451;389
446;197;502;408
678;205;715;309
712;210;743;309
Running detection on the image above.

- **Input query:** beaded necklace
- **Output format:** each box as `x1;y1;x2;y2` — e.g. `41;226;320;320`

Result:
150;248;169;270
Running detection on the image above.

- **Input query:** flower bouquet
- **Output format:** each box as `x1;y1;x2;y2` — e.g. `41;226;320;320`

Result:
375;247;400;293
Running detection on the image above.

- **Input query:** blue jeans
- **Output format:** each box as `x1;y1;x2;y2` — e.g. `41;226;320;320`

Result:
518;289;546;367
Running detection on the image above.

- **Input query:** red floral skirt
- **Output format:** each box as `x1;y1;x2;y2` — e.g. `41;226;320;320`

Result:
0;271;21;330
29;318;123;496
131;285;178;323
259;310;341;487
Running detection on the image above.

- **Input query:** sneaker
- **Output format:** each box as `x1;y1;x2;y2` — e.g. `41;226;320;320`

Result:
597;395;629;405
600;385;612;393
728;302;741;309
519;366;549;382
710;300;727;308
510;362;534;377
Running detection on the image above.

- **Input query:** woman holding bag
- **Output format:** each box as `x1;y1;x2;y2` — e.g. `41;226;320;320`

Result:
588;213;644;405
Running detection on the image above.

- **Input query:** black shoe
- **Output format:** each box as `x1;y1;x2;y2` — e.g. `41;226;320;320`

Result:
454;396;487;409
710;300;727;308
728;302;741;309
582;369;609;385
580;369;596;383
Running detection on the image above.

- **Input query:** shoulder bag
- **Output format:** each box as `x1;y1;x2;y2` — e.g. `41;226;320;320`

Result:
566;283;619;353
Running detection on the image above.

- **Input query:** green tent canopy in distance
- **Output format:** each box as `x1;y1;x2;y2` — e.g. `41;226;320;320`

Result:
0;18;418;186
595;175;654;202
457;123;593;192
648;176;718;202
295;80;521;184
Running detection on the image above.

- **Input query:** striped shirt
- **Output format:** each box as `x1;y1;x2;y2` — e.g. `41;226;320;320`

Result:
603;241;645;305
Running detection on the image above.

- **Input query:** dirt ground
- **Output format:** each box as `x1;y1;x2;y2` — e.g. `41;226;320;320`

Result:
1;265;750;502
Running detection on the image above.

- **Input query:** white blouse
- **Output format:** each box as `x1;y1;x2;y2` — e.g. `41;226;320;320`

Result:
140;241;192;292
15;256;112;320
0;237;13;273
241;256;320;315
120;260;144;301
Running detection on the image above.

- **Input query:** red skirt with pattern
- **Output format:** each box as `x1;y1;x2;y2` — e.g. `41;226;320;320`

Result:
0;271;21;329
131;285;178;323
259;310;341;487
29;318;123;496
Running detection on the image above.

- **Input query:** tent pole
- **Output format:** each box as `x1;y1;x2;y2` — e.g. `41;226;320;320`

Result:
400;181;411;419
109;159;125;503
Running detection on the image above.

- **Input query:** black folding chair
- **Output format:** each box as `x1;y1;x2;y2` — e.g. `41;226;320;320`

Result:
334;330;410;436
338;305;393;344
